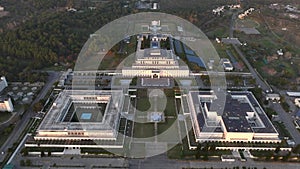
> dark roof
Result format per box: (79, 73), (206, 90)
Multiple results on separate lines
(0, 95), (9, 102)
(296, 109), (300, 117)
(192, 91), (277, 134)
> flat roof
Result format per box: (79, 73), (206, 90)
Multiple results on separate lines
(190, 91), (278, 134)
(38, 90), (123, 131)
(223, 62), (233, 68)
(287, 92), (300, 97)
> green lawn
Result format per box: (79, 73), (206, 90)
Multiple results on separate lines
(136, 98), (151, 112)
(157, 118), (176, 133)
(0, 112), (12, 123)
(273, 121), (292, 139)
(0, 124), (15, 147)
(164, 97), (177, 116)
(133, 122), (155, 138)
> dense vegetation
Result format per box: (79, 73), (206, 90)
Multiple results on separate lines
(0, 0), (131, 81)
(1, 0), (295, 82)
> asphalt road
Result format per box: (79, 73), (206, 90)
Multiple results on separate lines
(129, 153), (300, 169)
(229, 13), (270, 92)
(271, 103), (300, 144)
(228, 12), (300, 144)
(10, 153), (300, 169)
(0, 71), (61, 163)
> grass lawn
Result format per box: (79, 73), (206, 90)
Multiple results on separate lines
(157, 118), (179, 142)
(133, 122), (155, 138)
(273, 121), (292, 139)
(167, 143), (183, 159)
(235, 18), (260, 28)
(206, 27), (228, 39)
(0, 112), (12, 123)
(0, 124), (15, 146)
(135, 98), (151, 112)
(164, 97), (177, 116)
(158, 118), (176, 134)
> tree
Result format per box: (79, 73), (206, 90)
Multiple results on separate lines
(20, 160), (25, 166)
(33, 101), (43, 112)
(274, 146), (280, 154)
(41, 150), (45, 157)
(203, 153), (208, 161)
(25, 159), (32, 166)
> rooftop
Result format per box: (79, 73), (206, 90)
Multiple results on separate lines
(190, 91), (278, 134)
(37, 90), (123, 132)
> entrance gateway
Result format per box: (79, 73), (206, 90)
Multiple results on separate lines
(151, 70), (160, 78)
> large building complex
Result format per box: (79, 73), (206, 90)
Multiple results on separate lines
(26, 90), (125, 148)
(185, 90), (280, 146)
(27, 20), (283, 154)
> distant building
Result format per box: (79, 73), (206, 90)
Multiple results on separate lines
(220, 58), (234, 71)
(66, 7), (77, 12)
(0, 76), (8, 92)
(122, 21), (190, 78)
(0, 96), (14, 112)
(58, 69), (73, 87)
(294, 98), (300, 107)
(266, 93), (280, 101)
(238, 8), (255, 19)
(152, 3), (158, 10)
(221, 155), (236, 162)
(221, 38), (242, 45)
(277, 49), (284, 56)
(287, 92), (300, 97)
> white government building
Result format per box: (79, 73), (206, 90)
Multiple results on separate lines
(26, 90), (125, 148)
(122, 20), (190, 78)
(184, 90), (280, 148)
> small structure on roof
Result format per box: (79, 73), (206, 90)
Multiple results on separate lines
(295, 98), (300, 108)
(220, 58), (234, 71)
(266, 93), (280, 101)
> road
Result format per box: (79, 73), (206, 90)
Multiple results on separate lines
(0, 71), (61, 163)
(129, 154), (300, 169)
(9, 153), (300, 169)
(270, 103), (300, 144)
(228, 12), (300, 144)
(229, 13), (271, 92)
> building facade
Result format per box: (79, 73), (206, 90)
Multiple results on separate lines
(0, 97), (14, 112)
(185, 90), (280, 145)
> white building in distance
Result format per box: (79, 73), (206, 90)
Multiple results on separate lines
(122, 21), (190, 78)
(0, 76), (8, 92)
(0, 96), (14, 112)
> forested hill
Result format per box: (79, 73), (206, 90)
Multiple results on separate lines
(0, 0), (130, 82)
(0, 0), (258, 82)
